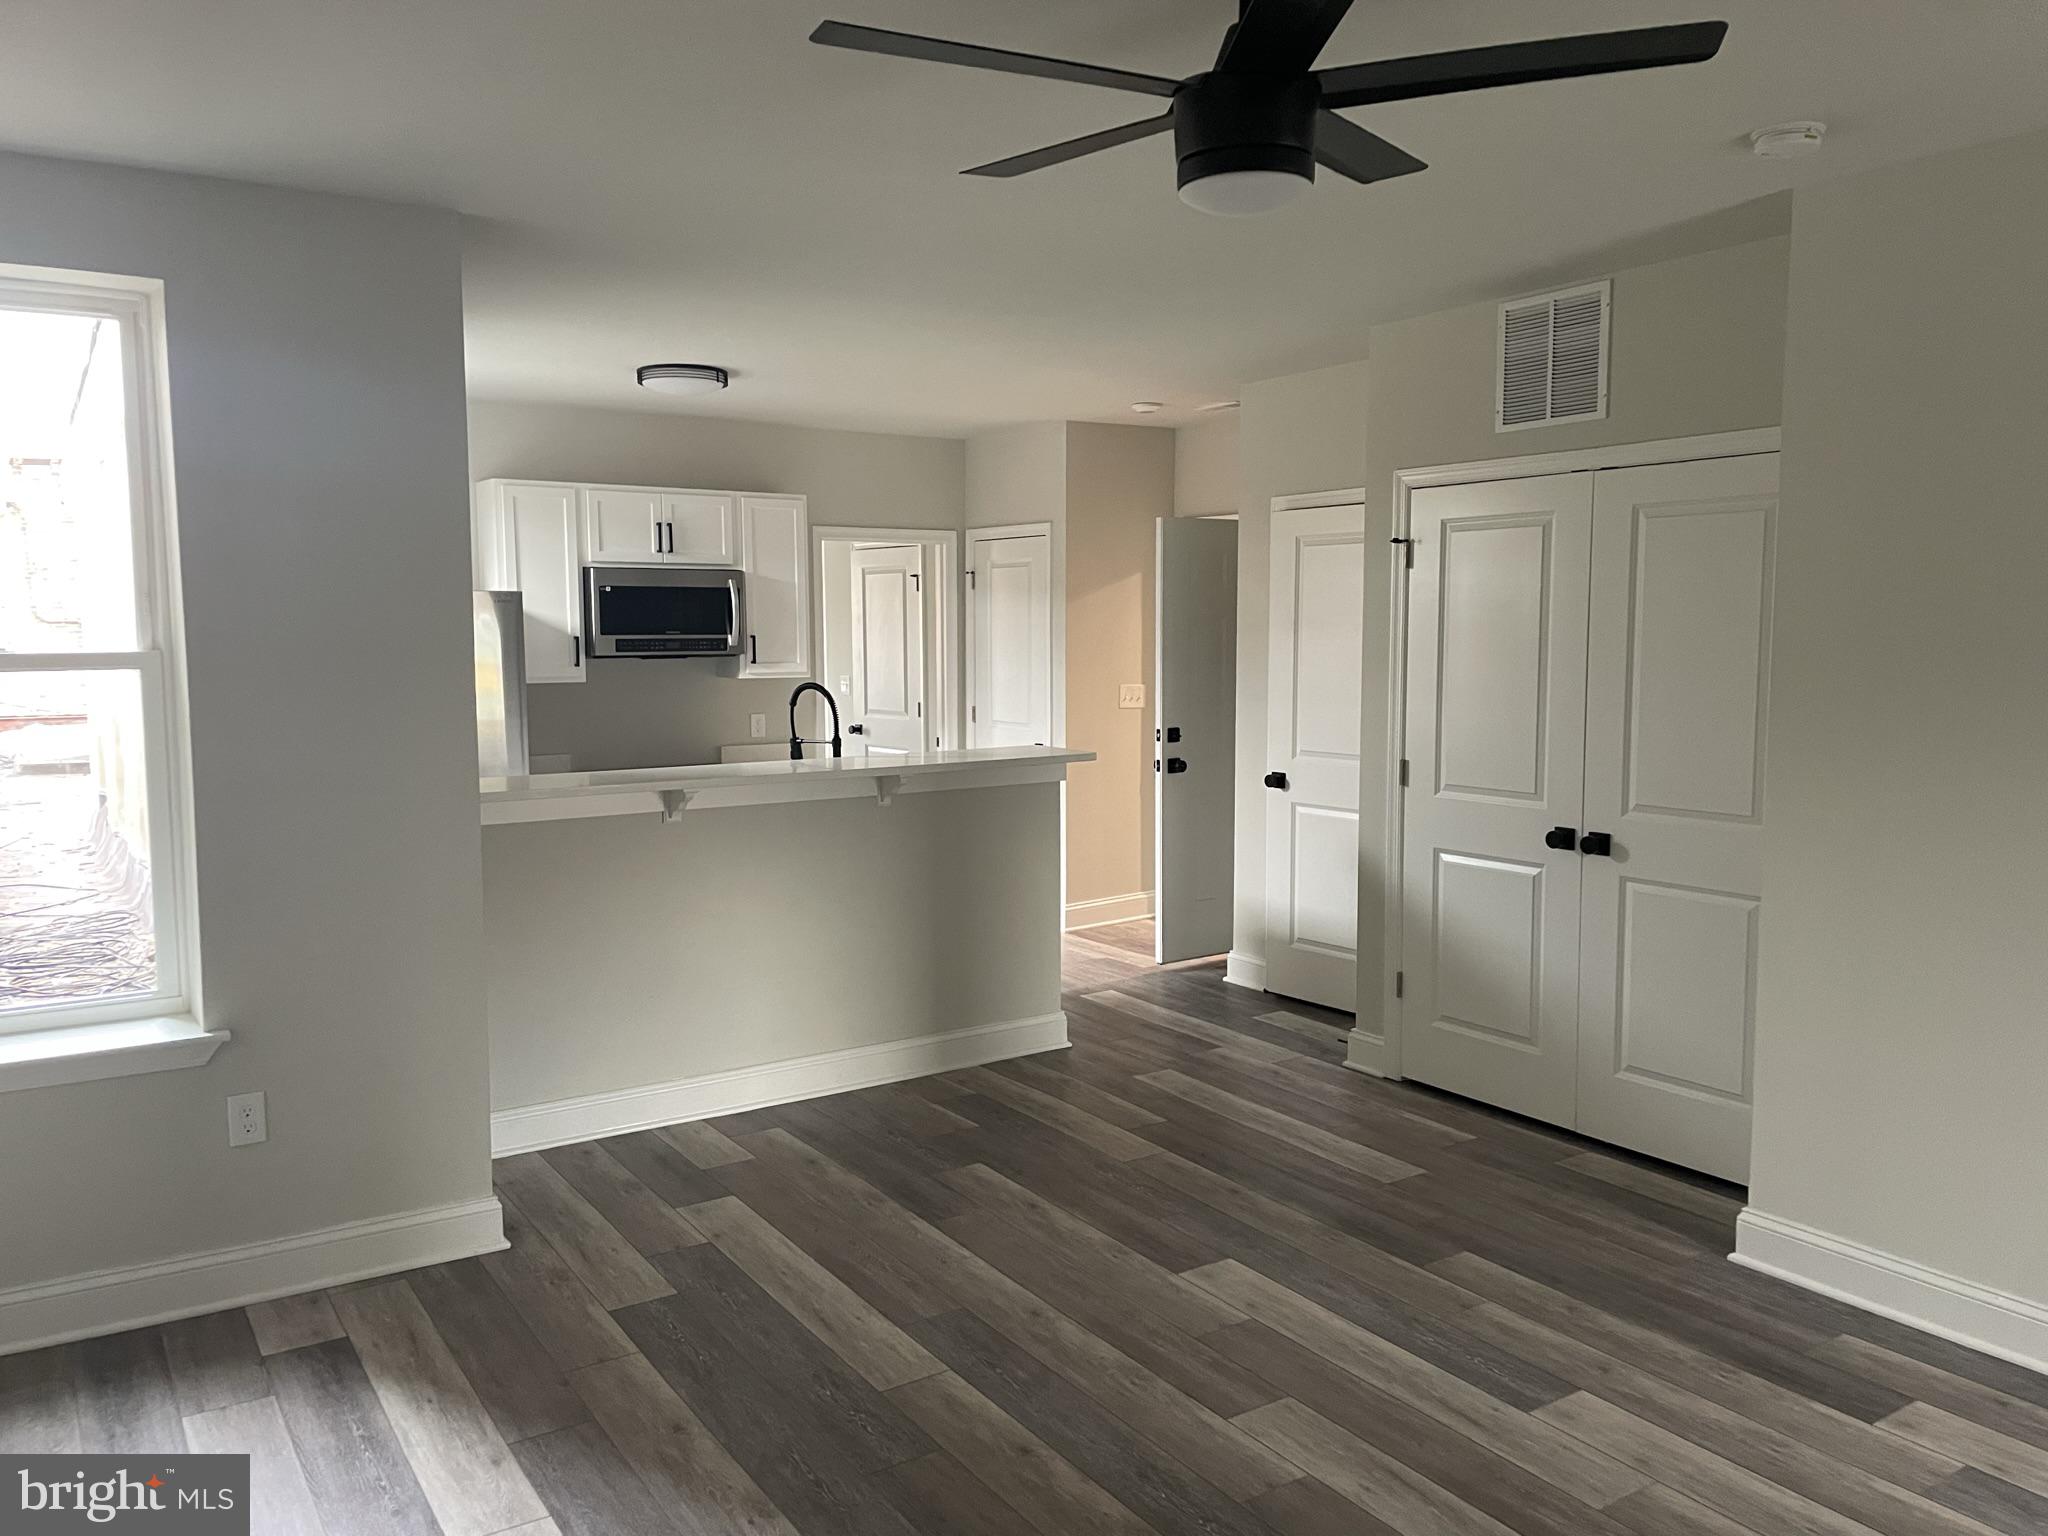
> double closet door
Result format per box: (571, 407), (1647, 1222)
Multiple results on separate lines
(1401, 454), (1777, 1182)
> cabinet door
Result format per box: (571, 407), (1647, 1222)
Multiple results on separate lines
(582, 486), (664, 564)
(502, 483), (584, 684)
(736, 495), (809, 677)
(664, 492), (736, 565)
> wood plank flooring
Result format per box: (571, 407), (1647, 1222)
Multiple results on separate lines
(5, 917), (2043, 1536)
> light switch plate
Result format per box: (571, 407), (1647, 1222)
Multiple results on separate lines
(1118, 683), (1145, 710)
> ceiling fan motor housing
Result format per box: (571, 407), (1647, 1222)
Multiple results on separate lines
(1172, 73), (1319, 190)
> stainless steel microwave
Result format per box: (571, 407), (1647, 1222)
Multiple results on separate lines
(583, 565), (744, 657)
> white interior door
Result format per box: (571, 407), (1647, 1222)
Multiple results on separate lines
(849, 544), (925, 757)
(969, 531), (1052, 748)
(1263, 503), (1365, 1011)
(1575, 455), (1778, 1182)
(1155, 517), (1238, 963)
(1401, 474), (1593, 1125)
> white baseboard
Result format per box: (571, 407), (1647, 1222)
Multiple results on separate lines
(491, 1011), (1071, 1157)
(1343, 1028), (1396, 1080)
(1733, 1208), (2048, 1377)
(1064, 892), (1154, 931)
(1224, 951), (1267, 991)
(0, 1196), (504, 1358)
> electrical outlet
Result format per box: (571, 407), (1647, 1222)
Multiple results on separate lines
(750, 713), (767, 738)
(227, 1091), (267, 1147)
(1118, 683), (1145, 710)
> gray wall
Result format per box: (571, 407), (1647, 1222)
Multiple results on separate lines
(1227, 237), (1790, 1006)
(0, 153), (488, 1290)
(485, 784), (1062, 1111)
(469, 401), (965, 769)
(1747, 130), (2048, 1308)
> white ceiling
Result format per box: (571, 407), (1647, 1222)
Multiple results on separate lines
(7, 1), (2048, 435)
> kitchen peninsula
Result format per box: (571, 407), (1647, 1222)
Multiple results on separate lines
(479, 746), (1090, 1153)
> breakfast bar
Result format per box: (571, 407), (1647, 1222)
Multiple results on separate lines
(479, 747), (1091, 1153)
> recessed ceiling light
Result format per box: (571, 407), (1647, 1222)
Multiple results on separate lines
(1750, 122), (1826, 160)
(638, 363), (729, 396)
(1130, 401), (1165, 415)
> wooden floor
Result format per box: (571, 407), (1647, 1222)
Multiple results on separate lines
(8, 923), (2048, 1536)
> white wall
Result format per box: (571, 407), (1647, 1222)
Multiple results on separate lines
(1227, 238), (1790, 1003)
(1743, 130), (2048, 1332)
(0, 153), (489, 1320)
(1174, 415), (1239, 518)
(469, 400), (965, 769)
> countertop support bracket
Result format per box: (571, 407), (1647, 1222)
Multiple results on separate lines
(660, 789), (698, 822)
(874, 775), (902, 808)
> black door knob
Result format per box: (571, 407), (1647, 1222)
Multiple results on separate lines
(847, 723), (865, 734)
(1264, 771), (1288, 790)
(1580, 831), (1614, 857)
(1545, 826), (1578, 851)
(1166, 758), (1188, 774)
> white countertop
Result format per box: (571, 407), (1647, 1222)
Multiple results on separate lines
(481, 745), (1094, 826)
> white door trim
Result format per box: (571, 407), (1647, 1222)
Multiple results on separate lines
(1366, 427), (1782, 1081)
(812, 525), (961, 751)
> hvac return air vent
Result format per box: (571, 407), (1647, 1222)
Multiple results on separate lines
(1498, 280), (1611, 431)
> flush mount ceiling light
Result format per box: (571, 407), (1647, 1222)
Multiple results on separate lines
(1130, 401), (1166, 414)
(637, 363), (729, 396)
(1750, 122), (1826, 160)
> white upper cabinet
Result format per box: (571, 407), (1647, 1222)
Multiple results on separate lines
(735, 494), (810, 678)
(475, 480), (584, 684)
(581, 486), (665, 564)
(474, 478), (805, 685)
(664, 492), (737, 565)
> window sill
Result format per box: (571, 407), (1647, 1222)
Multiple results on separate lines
(0, 1016), (229, 1094)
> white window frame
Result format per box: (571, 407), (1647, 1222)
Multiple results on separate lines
(0, 266), (202, 1040)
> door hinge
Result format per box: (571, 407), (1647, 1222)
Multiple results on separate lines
(1395, 970), (1405, 999)
(911, 572), (920, 592)
(1399, 758), (1410, 788)
(970, 704), (977, 722)
(1391, 535), (1414, 569)
(966, 568), (976, 589)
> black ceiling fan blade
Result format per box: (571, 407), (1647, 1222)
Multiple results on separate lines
(1314, 111), (1428, 185)
(810, 20), (1177, 98)
(1316, 21), (1728, 109)
(963, 113), (1176, 178)
(1215, 0), (1355, 75)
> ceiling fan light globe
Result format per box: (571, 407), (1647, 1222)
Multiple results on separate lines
(1179, 167), (1311, 216)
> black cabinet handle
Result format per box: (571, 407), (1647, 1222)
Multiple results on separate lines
(750, 634), (758, 665)
(1264, 771), (1288, 790)
(1545, 826), (1578, 851)
(573, 635), (580, 668)
(1166, 758), (1188, 774)
(1580, 831), (1614, 857)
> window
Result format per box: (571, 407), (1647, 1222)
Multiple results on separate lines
(0, 270), (194, 1037)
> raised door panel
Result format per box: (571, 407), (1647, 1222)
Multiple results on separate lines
(582, 487), (664, 565)
(1401, 474), (1591, 1125)
(664, 492), (736, 566)
(501, 483), (583, 684)
(1577, 453), (1778, 1181)
(1263, 504), (1366, 1012)
(970, 534), (1052, 748)
(736, 496), (809, 677)
(849, 544), (924, 755)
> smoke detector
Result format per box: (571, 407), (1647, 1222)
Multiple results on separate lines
(1750, 122), (1826, 160)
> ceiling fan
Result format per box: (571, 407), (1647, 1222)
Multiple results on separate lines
(812, 2), (1728, 215)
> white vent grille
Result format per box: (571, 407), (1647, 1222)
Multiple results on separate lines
(1497, 280), (1610, 431)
